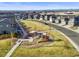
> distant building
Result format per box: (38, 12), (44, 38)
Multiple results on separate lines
(0, 12), (16, 34)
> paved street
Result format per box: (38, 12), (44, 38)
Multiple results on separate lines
(38, 20), (79, 52)
(52, 24), (79, 46)
(15, 19), (28, 38)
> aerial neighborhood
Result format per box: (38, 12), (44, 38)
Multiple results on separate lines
(0, 2), (79, 57)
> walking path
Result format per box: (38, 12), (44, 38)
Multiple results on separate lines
(5, 38), (33, 57)
(5, 19), (30, 57)
(5, 39), (23, 57)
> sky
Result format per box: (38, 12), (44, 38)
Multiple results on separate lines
(0, 2), (79, 10)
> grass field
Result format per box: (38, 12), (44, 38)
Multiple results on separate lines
(0, 38), (16, 57)
(12, 19), (79, 57)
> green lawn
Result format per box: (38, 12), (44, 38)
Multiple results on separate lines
(12, 20), (79, 57)
(0, 39), (16, 57)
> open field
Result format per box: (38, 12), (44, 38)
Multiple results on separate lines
(12, 19), (79, 57)
(0, 38), (16, 57)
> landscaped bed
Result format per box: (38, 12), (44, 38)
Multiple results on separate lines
(12, 19), (79, 57)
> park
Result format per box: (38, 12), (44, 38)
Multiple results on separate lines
(0, 2), (79, 57)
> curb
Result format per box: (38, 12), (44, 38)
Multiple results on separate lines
(37, 20), (79, 52)
(55, 29), (79, 52)
(51, 23), (79, 34)
(50, 23), (79, 52)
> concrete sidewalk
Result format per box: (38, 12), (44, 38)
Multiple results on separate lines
(5, 38), (33, 57)
(53, 19), (79, 33)
(5, 39), (23, 57)
(52, 22), (79, 34)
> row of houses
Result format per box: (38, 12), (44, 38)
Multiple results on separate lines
(0, 10), (79, 35)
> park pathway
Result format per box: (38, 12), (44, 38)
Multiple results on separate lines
(5, 39), (23, 57)
(5, 18), (29, 57)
